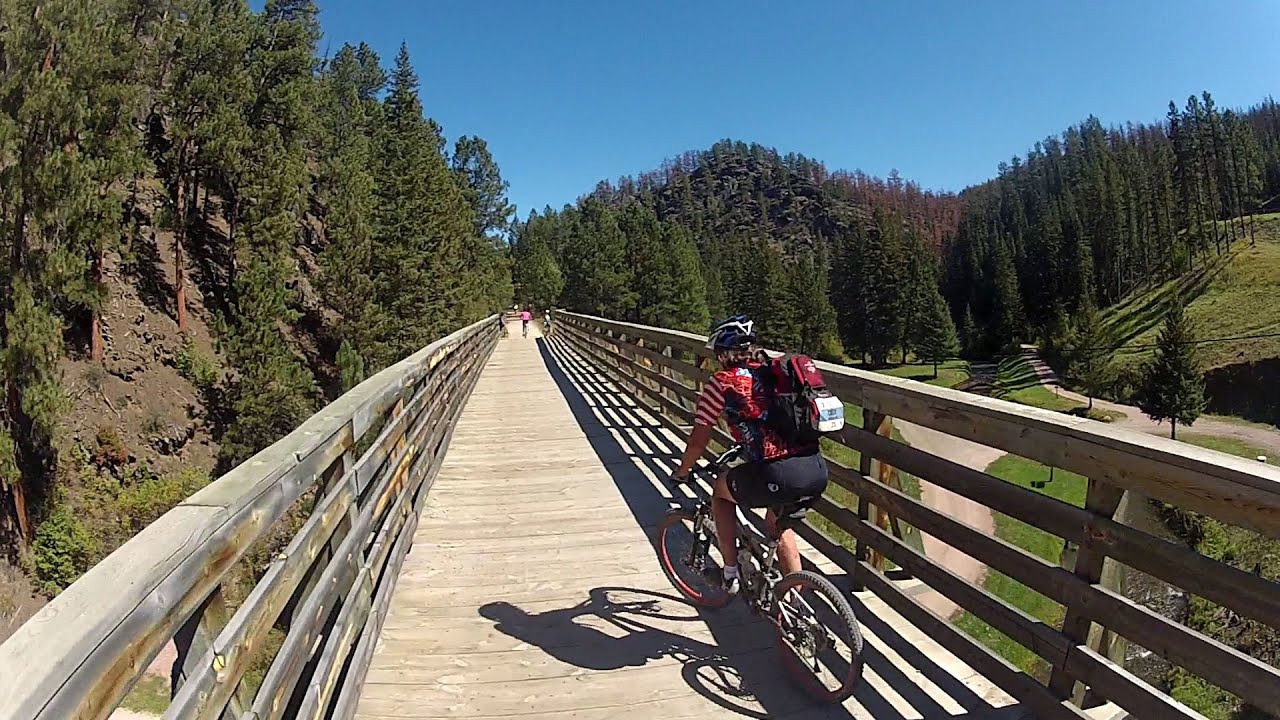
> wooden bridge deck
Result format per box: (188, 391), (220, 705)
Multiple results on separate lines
(354, 323), (1030, 720)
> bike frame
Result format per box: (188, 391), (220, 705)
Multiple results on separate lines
(684, 447), (794, 616)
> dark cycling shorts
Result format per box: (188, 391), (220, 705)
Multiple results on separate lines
(727, 452), (828, 516)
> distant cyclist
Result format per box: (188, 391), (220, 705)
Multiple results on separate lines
(671, 315), (829, 594)
(520, 307), (532, 337)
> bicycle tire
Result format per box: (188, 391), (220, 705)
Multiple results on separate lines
(773, 570), (863, 703)
(656, 508), (732, 609)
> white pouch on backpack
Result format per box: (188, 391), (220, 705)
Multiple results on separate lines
(814, 395), (846, 433)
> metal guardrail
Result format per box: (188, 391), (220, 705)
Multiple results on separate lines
(0, 315), (499, 720)
(554, 309), (1280, 720)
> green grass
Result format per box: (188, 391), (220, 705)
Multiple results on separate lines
(121, 674), (169, 714)
(993, 356), (1084, 412)
(954, 453), (1088, 678)
(1102, 213), (1280, 374)
(1180, 433), (1277, 464)
(809, 403), (926, 560)
(990, 355), (1125, 422)
(875, 359), (972, 389)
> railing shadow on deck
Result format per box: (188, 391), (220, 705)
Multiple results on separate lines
(468, 334), (1020, 720)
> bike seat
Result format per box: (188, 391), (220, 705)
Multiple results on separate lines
(771, 500), (814, 532)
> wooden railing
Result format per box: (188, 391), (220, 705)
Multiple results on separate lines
(553, 310), (1280, 720)
(0, 316), (498, 720)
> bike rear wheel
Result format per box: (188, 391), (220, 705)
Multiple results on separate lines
(656, 508), (732, 609)
(773, 570), (863, 703)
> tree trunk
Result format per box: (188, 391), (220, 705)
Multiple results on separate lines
(1088, 395), (1094, 411)
(932, 361), (939, 379)
(90, 249), (104, 361)
(175, 145), (189, 332)
(1170, 419), (1178, 440)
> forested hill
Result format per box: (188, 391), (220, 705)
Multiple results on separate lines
(944, 95), (1280, 351)
(516, 96), (1280, 368)
(513, 141), (962, 364)
(590, 141), (963, 251)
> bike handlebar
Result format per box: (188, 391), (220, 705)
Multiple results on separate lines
(671, 445), (742, 487)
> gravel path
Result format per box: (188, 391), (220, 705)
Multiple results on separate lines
(1019, 345), (1280, 456)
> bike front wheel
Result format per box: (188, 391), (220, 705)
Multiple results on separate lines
(656, 509), (732, 609)
(773, 570), (863, 703)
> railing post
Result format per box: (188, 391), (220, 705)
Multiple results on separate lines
(852, 410), (883, 588)
(1048, 477), (1126, 704)
(171, 587), (249, 719)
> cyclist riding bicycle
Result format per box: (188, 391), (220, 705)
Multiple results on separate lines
(672, 315), (829, 594)
(520, 308), (532, 337)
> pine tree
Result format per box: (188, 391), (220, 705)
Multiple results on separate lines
(218, 0), (321, 465)
(619, 203), (671, 324)
(512, 212), (565, 310)
(559, 198), (634, 317)
(336, 339), (366, 393)
(783, 245), (840, 359)
(1137, 302), (1206, 439)
(317, 43), (384, 371)
(661, 222), (710, 332)
(370, 44), (476, 364)
(1065, 300), (1114, 409)
(989, 241), (1024, 351)
(898, 229), (934, 363)
(452, 135), (515, 239)
(0, 0), (142, 541)
(758, 242), (798, 349)
(916, 290), (960, 377)
(160, 0), (255, 329)
(699, 245), (728, 322)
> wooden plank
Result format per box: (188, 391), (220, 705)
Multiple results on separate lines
(845, 471), (1280, 716)
(818, 496), (1073, 667)
(855, 565), (1089, 720)
(844, 423), (1280, 631)
(1063, 645), (1206, 720)
(1050, 479), (1126, 700)
(569, 311), (1280, 539)
(244, 330), (491, 720)
(832, 371), (1280, 539)
(558, 331), (735, 452)
(559, 311), (712, 360)
(165, 345), (486, 719)
(327, 337), (491, 720)
(557, 323), (699, 401)
(170, 587), (246, 720)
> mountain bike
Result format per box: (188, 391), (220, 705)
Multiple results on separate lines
(657, 446), (863, 703)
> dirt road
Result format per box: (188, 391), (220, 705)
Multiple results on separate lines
(895, 420), (1003, 619)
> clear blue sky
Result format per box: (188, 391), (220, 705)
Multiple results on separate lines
(305, 0), (1280, 217)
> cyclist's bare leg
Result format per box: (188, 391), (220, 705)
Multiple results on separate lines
(712, 472), (738, 568)
(765, 509), (802, 576)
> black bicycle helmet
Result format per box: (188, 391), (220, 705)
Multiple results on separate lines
(706, 315), (757, 351)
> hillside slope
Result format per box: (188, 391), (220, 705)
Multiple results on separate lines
(1101, 214), (1280, 423)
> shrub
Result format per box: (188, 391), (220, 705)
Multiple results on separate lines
(176, 338), (220, 393)
(32, 507), (99, 595)
(93, 425), (129, 468)
(115, 467), (209, 536)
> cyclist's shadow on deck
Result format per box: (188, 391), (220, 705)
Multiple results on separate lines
(471, 336), (1016, 719)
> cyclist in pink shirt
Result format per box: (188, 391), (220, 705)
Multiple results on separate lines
(520, 308), (532, 337)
